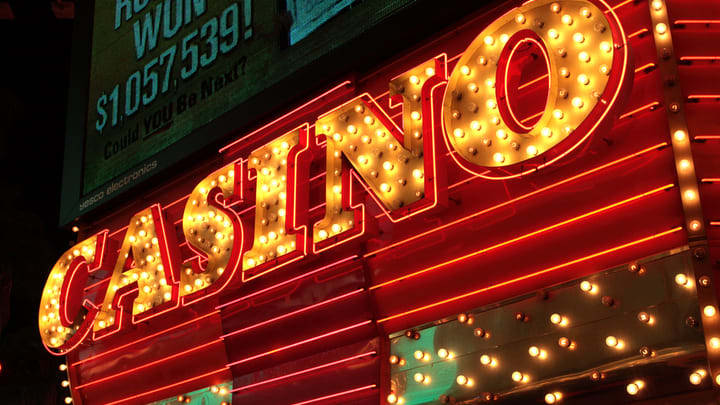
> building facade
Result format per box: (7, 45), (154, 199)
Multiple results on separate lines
(41, 0), (720, 403)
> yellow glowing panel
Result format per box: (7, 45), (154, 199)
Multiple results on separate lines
(443, 0), (615, 167)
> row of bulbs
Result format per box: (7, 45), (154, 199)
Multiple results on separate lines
(389, 265), (714, 403)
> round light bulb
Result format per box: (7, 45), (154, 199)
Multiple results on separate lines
(704, 305), (717, 317)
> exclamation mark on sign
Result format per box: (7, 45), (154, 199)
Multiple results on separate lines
(243, 0), (252, 39)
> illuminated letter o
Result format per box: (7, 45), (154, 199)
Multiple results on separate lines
(443, 0), (631, 179)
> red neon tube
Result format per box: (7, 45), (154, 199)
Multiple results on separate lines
(628, 28), (649, 38)
(231, 351), (377, 393)
(370, 184), (673, 290)
(674, 20), (720, 25)
(290, 384), (377, 405)
(378, 226), (683, 323)
(75, 339), (223, 389)
(680, 56), (720, 62)
(221, 289), (365, 339)
(688, 94), (720, 101)
(634, 62), (656, 73)
(226, 320), (373, 368)
(364, 143), (668, 258)
(216, 255), (359, 310)
(104, 367), (229, 405)
(71, 311), (220, 367)
(618, 101), (660, 120)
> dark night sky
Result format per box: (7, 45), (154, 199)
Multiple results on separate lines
(0, 1), (76, 403)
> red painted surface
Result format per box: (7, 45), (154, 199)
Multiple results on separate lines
(60, 0), (720, 403)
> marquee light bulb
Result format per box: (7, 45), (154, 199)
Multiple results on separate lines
(414, 373), (424, 383)
(573, 32), (584, 43)
(527, 145), (538, 156)
(562, 14), (573, 25)
(493, 153), (505, 163)
(704, 305), (717, 317)
(675, 273), (690, 287)
(545, 392), (562, 404)
(460, 65), (470, 75)
(690, 220), (702, 231)
(387, 393), (398, 404)
(580, 7), (591, 17)
(579, 51), (590, 62)
(652, 0), (663, 10)
(61, 380), (69, 387)
(551, 2), (561, 13)
(690, 370), (706, 385)
(549, 29), (559, 39)
(577, 74), (590, 85)
(673, 130), (687, 141)
(516, 13), (526, 24)
(484, 35), (495, 45)
(541, 127), (552, 137)
(425, 67), (435, 76)
(456, 375), (468, 385)
(684, 190), (696, 200)
(656, 23), (668, 35)
(710, 337), (720, 349)
(438, 348), (449, 359)
(59, 364), (67, 371)
(409, 75), (419, 85)
(64, 398), (72, 404)
(572, 97), (584, 109)
(454, 128), (465, 138)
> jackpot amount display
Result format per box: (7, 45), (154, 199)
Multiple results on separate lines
(84, 0), (249, 194)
